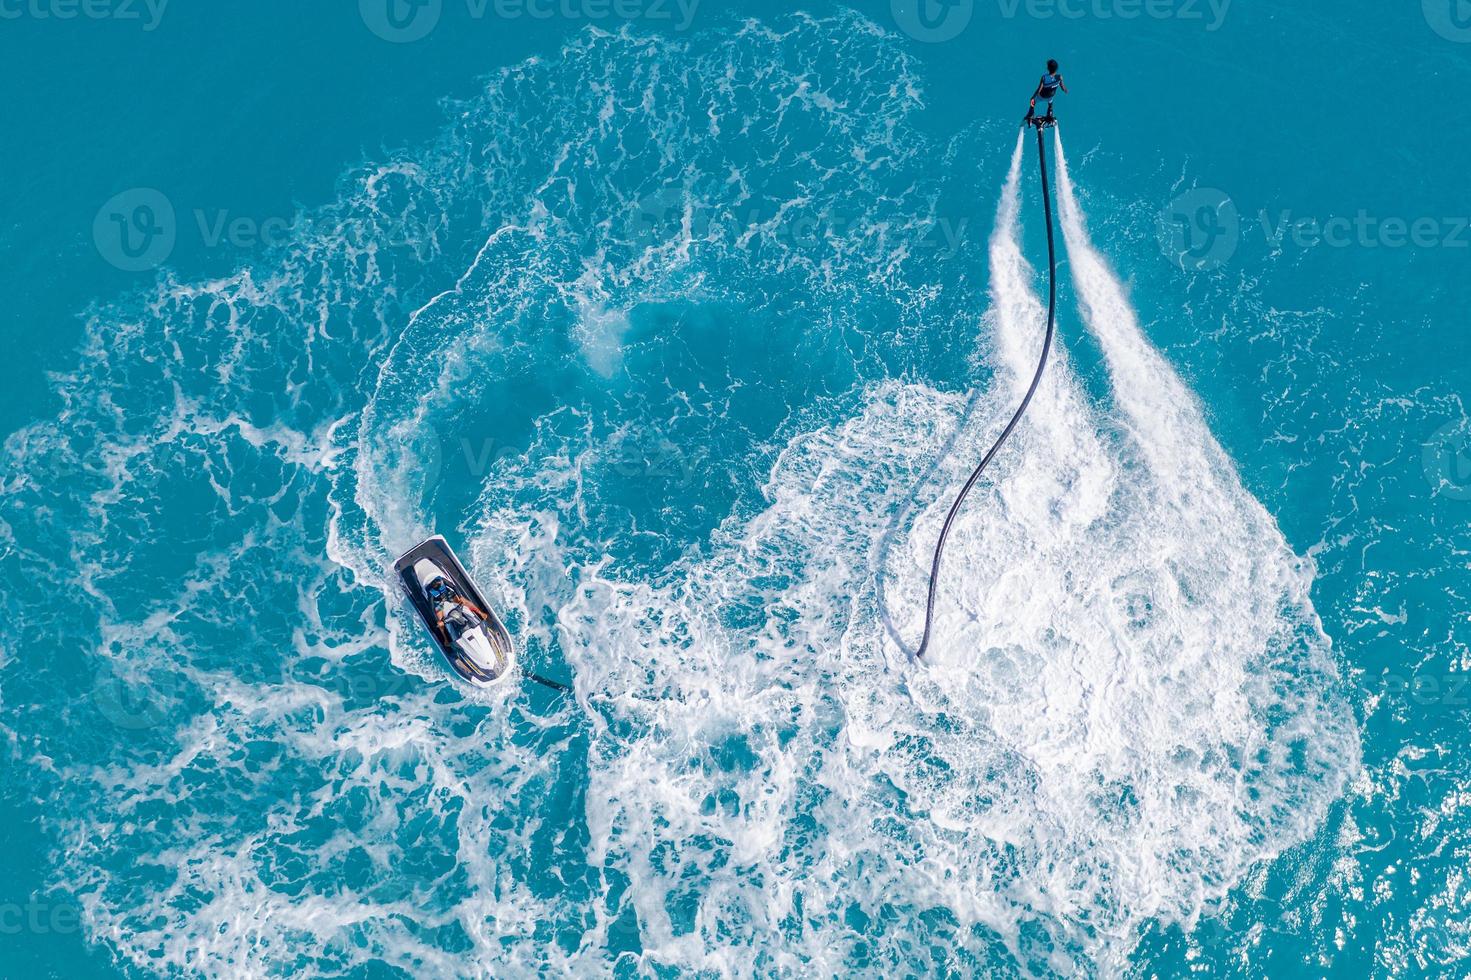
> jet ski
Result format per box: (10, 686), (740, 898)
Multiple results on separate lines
(394, 536), (516, 687)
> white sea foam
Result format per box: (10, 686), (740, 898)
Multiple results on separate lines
(474, 129), (1361, 974)
(4, 17), (1360, 979)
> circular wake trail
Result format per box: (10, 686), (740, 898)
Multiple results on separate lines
(562, 131), (1362, 974)
(0, 17), (1363, 977)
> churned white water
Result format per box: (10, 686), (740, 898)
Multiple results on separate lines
(5, 19), (1358, 977)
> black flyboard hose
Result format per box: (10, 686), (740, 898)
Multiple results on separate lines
(915, 123), (1058, 659)
(529, 672), (572, 693)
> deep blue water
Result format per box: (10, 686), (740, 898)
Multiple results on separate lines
(2, 1), (1470, 976)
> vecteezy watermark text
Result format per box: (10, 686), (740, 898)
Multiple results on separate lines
(0, 0), (168, 30)
(359, 0), (699, 43)
(1379, 670), (1471, 707)
(0, 899), (82, 935)
(1261, 211), (1471, 251)
(1160, 187), (1471, 271)
(93, 191), (296, 272)
(997, 0), (1229, 30)
(95, 181), (970, 273)
(92, 187), (438, 272)
(891, 0), (1227, 42)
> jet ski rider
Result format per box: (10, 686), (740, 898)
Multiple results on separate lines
(1026, 59), (1068, 123)
(427, 577), (487, 640)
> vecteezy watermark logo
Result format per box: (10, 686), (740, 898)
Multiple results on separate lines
(93, 188), (176, 273)
(359, 0), (441, 42)
(1158, 187), (1239, 271)
(1424, 418), (1471, 501)
(1424, 0), (1471, 42)
(891, 0), (973, 42)
(370, 422), (445, 496)
(628, 185), (693, 250)
(0, 0), (169, 30)
(90, 671), (171, 731)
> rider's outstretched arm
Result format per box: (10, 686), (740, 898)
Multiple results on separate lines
(455, 596), (488, 619)
(1059, 75), (1068, 94)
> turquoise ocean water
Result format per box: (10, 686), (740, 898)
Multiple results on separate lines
(2, 1), (1469, 976)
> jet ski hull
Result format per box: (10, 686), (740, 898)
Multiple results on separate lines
(393, 536), (516, 687)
